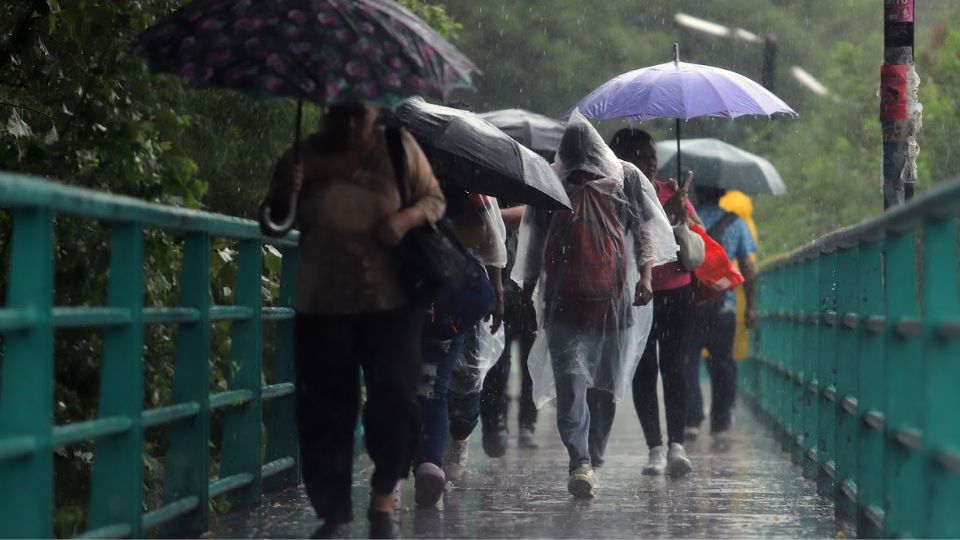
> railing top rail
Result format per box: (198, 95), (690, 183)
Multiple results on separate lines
(0, 172), (298, 246)
(761, 175), (960, 273)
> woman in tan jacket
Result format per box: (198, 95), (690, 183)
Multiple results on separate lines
(264, 102), (445, 539)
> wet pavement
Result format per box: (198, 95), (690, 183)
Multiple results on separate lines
(211, 390), (849, 538)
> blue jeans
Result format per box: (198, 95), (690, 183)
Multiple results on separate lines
(415, 335), (465, 467)
(686, 298), (737, 432)
(547, 324), (618, 471)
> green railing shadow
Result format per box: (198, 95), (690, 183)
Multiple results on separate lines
(743, 176), (960, 538)
(0, 173), (301, 538)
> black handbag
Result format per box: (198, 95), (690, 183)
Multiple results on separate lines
(385, 126), (472, 303)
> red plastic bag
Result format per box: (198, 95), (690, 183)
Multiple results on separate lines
(689, 223), (744, 305)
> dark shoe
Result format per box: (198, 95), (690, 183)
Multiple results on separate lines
(518, 427), (539, 449)
(368, 510), (399, 539)
(482, 424), (508, 457)
(311, 520), (351, 539)
(711, 416), (735, 435)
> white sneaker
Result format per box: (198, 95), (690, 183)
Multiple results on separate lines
(667, 443), (693, 477)
(642, 445), (667, 475)
(443, 436), (470, 483)
(567, 464), (599, 499)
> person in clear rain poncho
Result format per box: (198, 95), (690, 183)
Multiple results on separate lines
(413, 187), (507, 508)
(512, 111), (678, 499)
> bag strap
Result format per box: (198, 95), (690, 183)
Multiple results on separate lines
(385, 126), (408, 207)
(707, 211), (738, 242)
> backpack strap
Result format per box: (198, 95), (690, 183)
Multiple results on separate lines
(384, 126), (407, 207)
(707, 211), (738, 242)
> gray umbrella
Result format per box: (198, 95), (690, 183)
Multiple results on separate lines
(396, 97), (570, 209)
(478, 109), (565, 156)
(655, 138), (787, 195)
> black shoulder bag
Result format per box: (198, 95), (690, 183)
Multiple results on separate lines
(384, 127), (473, 304)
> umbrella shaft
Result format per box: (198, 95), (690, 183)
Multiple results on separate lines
(676, 118), (682, 184)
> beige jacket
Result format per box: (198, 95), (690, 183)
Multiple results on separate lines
(268, 128), (445, 314)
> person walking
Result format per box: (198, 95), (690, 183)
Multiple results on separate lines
(513, 112), (677, 499)
(479, 201), (540, 456)
(686, 185), (758, 436)
(610, 129), (704, 478)
(413, 189), (506, 506)
(262, 103), (445, 539)
(719, 191), (760, 365)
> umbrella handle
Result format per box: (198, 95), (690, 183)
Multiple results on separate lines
(259, 192), (298, 236)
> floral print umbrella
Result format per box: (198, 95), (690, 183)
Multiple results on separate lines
(133, 0), (481, 106)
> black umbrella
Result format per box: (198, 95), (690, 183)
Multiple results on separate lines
(478, 109), (565, 156)
(395, 98), (570, 210)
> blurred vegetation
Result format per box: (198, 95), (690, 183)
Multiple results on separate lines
(439, 0), (960, 254)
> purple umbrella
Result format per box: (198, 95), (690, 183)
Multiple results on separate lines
(575, 44), (796, 183)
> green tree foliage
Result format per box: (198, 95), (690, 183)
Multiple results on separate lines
(439, 0), (960, 253)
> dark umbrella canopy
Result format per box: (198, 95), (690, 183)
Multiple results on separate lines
(133, 0), (481, 106)
(396, 98), (570, 210)
(655, 138), (787, 195)
(478, 109), (565, 155)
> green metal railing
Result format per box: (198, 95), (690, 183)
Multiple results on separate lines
(0, 173), (301, 538)
(741, 177), (960, 538)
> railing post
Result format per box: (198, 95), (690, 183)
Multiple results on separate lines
(781, 262), (799, 451)
(816, 250), (838, 496)
(755, 270), (771, 419)
(883, 230), (924, 538)
(802, 257), (821, 479)
(162, 232), (212, 535)
(834, 244), (860, 517)
(264, 245), (300, 491)
(220, 240), (264, 505)
(920, 216), (960, 537)
(88, 222), (145, 537)
(0, 208), (54, 538)
(791, 261), (806, 464)
(856, 239), (886, 537)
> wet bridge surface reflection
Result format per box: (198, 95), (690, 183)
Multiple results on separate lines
(212, 394), (848, 539)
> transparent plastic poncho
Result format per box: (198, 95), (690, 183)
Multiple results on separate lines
(512, 110), (677, 408)
(449, 192), (508, 395)
(469, 194), (508, 268)
(450, 321), (506, 396)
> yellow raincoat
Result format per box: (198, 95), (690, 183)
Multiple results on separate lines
(719, 191), (758, 360)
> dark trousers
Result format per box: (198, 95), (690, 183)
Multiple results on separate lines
(294, 308), (423, 524)
(633, 284), (695, 448)
(415, 335), (465, 467)
(480, 314), (538, 433)
(686, 298), (737, 431)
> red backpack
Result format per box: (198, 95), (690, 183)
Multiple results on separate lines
(542, 184), (628, 333)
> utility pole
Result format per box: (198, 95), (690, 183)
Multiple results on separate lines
(881, 0), (919, 208)
(761, 34), (778, 92)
